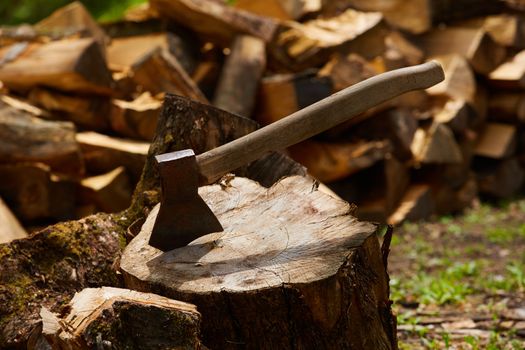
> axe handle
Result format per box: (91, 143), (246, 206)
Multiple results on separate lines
(197, 61), (444, 185)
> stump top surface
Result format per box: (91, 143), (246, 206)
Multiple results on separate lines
(121, 176), (375, 293)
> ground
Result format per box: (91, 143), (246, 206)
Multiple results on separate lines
(387, 199), (525, 349)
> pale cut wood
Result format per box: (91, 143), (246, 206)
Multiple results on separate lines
(0, 196), (27, 244)
(150, 0), (278, 46)
(388, 184), (434, 225)
(384, 31), (425, 69)
(213, 35), (266, 117)
(270, 9), (387, 71)
(28, 88), (111, 131)
(35, 1), (108, 51)
(198, 62), (444, 184)
(489, 50), (525, 88)
(318, 53), (378, 92)
(131, 47), (208, 103)
(426, 55), (477, 103)
(416, 27), (506, 75)
(0, 94), (51, 119)
(433, 99), (473, 134)
(411, 123), (463, 164)
(233, 0), (306, 20)
(483, 14), (525, 48)
(110, 93), (162, 141)
(0, 103), (83, 176)
(288, 140), (390, 183)
(0, 163), (76, 221)
(0, 38), (113, 95)
(488, 92), (525, 123)
(76, 131), (149, 183)
(42, 287), (202, 349)
(121, 175), (396, 349)
(474, 123), (517, 159)
(80, 167), (132, 213)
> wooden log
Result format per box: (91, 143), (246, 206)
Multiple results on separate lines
(475, 123), (517, 159)
(130, 47), (208, 103)
(318, 53), (378, 92)
(0, 103), (84, 176)
(34, 1), (108, 51)
(269, 9), (388, 71)
(489, 50), (525, 89)
(109, 92), (162, 141)
(121, 175), (396, 349)
(416, 27), (506, 75)
(0, 94), (51, 119)
(0, 196), (27, 244)
(213, 35), (266, 117)
(0, 38), (113, 95)
(150, 0), (278, 46)
(76, 131), (149, 184)
(42, 287), (203, 349)
(255, 71), (332, 125)
(426, 55), (477, 104)
(348, 0), (504, 34)
(483, 14), (525, 48)
(431, 175), (478, 214)
(384, 31), (424, 70)
(411, 123), (464, 165)
(288, 139), (391, 183)
(0, 163), (76, 222)
(79, 167), (132, 214)
(488, 92), (525, 124)
(475, 157), (524, 198)
(233, 0), (321, 20)
(433, 99), (474, 135)
(388, 184), (434, 225)
(28, 88), (111, 131)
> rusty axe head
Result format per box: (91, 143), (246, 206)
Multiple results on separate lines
(148, 149), (223, 251)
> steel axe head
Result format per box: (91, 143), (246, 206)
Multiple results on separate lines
(148, 149), (223, 251)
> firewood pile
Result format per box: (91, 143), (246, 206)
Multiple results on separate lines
(1, 0), (525, 241)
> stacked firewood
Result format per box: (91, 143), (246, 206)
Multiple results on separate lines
(1, 0), (524, 241)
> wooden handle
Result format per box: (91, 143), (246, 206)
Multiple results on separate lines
(197, 61), (445, 184)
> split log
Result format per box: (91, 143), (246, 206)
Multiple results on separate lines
(79, 167), (132, 213)
(42, 287), (203, 349)
(384, 31), (425, 70)
(0, 163), (76, 222)
(233, 0), (320, 20)
(483, 14), (525, 48)
(388, 184), (434, 225)
(488, 50), (525, 89)
(415, 27), (506, 75)
(150, 0), (278, 46)
(426, 55), (476, 104)
(269, 9), (388, 71)
(255, 71), (332, 125)
(121, 175), (396, 349)
(474, 123), (517, 159)
(0, 196), (27, 244)
(0, 94), (51, 119)
(411, 123), (464, 165)
(130, 47), (208, 103)
(348, 0), (504, 34)
(475, 158), (524, 198)
(431, 175), (478, 214)
(0, 103), (83, 176)
(28, 88), (111, 131)
(213, 35), (266, 117)
(0, 38), (113, 95)
(433, 99), (474, 135)
(76, 131), (149, 183)
(110, 92), (162, 141)
(288, 140), (391, 183)
(488, 92), (525, 124)
(318, 53), (378, 92)
(34, 1), (108, 51)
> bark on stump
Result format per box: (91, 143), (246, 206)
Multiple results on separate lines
(121, 175), (397, 349)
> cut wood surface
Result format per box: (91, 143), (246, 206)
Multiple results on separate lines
(388, 184), (434, 225)
(0, 196), (27, 244)
(110, 92), (162, 141)
(411, 123), (464, 164)
(475, 123), (517, 159)
(483, 14), (525, 48)
(76, 131), (149, 183)
(121, 175), (396, 349)
(0, 38), (113, 95)
(489, 50), (525, 89)
(42, 287), (203, 349)
(270, 9), (387, 71)
(233, 0), (321, 20)
(318, 53), (378, 92)
(488, 92), (525, 124)
(213, 35), (266, 117)
(433, 99), (473, 134)
(426, 55), (476, 103)
(79, 166), (132, 213)
(150, 0), (278, 46)
(0, 103), (83, 176)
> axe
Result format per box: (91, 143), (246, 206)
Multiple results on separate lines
(149, 61), (445, 251)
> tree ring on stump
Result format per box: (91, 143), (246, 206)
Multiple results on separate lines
(121, 175), (395, 349)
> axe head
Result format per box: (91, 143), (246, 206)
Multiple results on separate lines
(148, 149), (223, 251)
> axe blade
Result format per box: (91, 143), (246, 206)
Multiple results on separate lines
(148, 149), (223, 251)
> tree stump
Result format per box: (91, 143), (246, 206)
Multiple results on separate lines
(121, 176), (396, 349)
